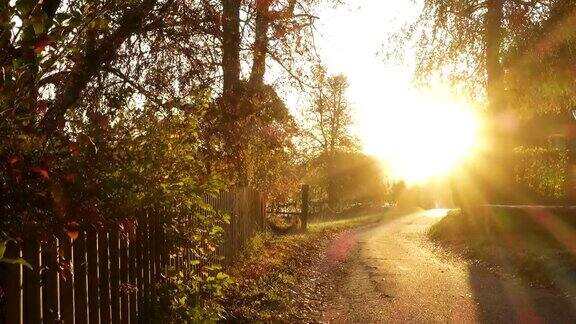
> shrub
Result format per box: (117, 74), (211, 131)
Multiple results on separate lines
(513, 146), (567, 201)
(1, 100), (233, 320)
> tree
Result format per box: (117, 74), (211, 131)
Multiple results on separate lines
(201, 83), (301, 201)
(505, 0), (576, 116)
(217, 0), (321, 185)
(331, 152), (389, 206)
(222, 0), (242, 111)
(302, 66), (359, 209)
(394, 0), (551, 93)
(504, 1), (576, 202)
(392, 0), (554, 139)
(393, 0), (556, 203)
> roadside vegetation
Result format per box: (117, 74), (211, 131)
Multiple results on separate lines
(430, 209), (576, 291)
(220, 213), (383, 322)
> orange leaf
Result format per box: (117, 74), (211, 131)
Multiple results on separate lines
(31, 167), (49, 179)
(65, 221), (80, 241)
(33, 39), (51, 53)
(66, 230), (79, 241)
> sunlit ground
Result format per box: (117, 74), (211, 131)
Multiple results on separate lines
(360, 89), (483, 184)
(425, 208), (450, 218)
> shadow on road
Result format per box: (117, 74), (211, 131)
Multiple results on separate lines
(468, 262), (576, 322)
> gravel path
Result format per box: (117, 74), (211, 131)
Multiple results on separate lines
(317, 210), (576, 323)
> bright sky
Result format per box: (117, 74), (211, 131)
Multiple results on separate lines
(308, 0), (482, 184)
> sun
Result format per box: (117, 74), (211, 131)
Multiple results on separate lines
(359, 89), (482, 184)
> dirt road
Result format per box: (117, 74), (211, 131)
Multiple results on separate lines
(320, 210), (576, 323)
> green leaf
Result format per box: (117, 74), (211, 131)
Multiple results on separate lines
(31, 12), (48, 35)
(1, 257), (32, 270)
(0, 240), (6, 259)
(32, 21), (45, 35)
(215, 272), (229, 280)
(15, 0), (34, 14)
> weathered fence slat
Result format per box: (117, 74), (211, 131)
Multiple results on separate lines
(120, 231), (129, 323)
(109, 228), (121, 324)
(86, 229), (100, 324)
(73, 231), (89, 323)
(98, 230), (112, 323)
(59, 236), (74, 324)
(142, 213), (151, 322)
(128, 224), (137, 323)
(135, 218), (143, 321)
(41, 238), (59, 323)
(4, 241), (22, 324)
(23, 239), (41, 324)
(149, 213), (156, 307)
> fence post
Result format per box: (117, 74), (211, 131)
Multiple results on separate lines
(301, 184), (309, 232)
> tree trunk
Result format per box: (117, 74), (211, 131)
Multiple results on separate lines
(485, 0), (514, 203)
(248, 0), (271, 90)
(222, 0), (241, 112)
(327, 170), (337, 211)
(222, 0), (247, 184)
(326, 149), (338, 211)
(41, 0), (158, 136)
(248, 0), (297, 90)
(486, 0), (504, 114)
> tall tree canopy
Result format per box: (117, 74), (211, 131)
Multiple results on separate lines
(396, 0), (552, 96)
(0, 0), (328, 220)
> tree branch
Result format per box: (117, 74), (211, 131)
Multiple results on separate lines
(105, 67), (165, 108)
(40, 0), (159, 136)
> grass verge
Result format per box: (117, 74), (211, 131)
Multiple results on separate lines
(429, 208), (576, 290)
(218, 213), (383, 322)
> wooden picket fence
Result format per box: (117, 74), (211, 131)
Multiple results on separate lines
(0, 187), (265, 324)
